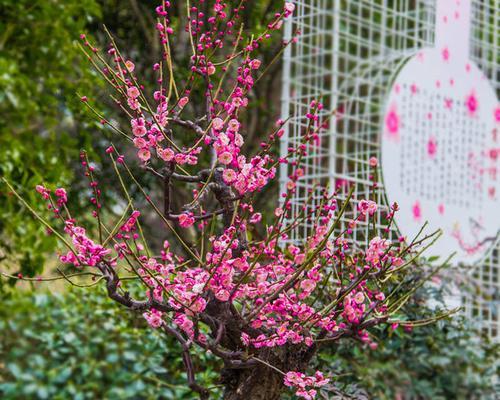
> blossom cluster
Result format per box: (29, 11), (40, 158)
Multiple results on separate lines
(284, 371), (329, 400)
(35, 157), (395, 400)
(78, 0), (284, 201)
(60, 221), (111, 267)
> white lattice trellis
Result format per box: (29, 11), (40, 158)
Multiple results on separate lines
(280, 0), (499, 340)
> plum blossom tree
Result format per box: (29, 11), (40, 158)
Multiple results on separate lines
(1, 1), (454, 399)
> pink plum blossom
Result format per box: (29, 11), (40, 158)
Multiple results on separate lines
(131, 117), (147, 137)
(218, 151), (233, 165)
(284, 2), (295, 16)
(143, 309), (164, 328)
(284, 371), (329, 400)
(138, 148), (151, 162)
(222, 169), (237, 184)
(125, 60), (135, 72)
(178, 96), (189, 108)
(127, 86), (140, 99)
(212, 117), (224, 130)
(358, 199), (377, 216)
(179, 213), (195, 228)
(249, 59), (261, 70)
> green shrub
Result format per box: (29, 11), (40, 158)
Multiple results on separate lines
(0, 287), (497, 399)
(0, 289), (219, 399)
(319, 293), (499, 400)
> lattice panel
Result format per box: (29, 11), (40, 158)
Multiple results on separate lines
(280, 0), (499, 341)
(463, 248), (499, 339)
(463, 0), (499, 342)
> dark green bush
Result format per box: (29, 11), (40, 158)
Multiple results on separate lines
(0, 288), (219, 400)
(0, 286), (498, 399)
(321, 299), (499, 399)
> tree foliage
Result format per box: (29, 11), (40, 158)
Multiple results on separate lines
(0, 0), (284, 276)
(0, 0), (102, 274)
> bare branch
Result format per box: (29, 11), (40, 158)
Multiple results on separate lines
(163, 325), (210, 400)
(97, 262), (172, 313)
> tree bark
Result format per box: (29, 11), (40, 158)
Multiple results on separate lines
(221, 344), (317, 400)
(222, 366), (284, 400)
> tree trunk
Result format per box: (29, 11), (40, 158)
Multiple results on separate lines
(222, 366), (284, 400)
(221, 344), (317, 400)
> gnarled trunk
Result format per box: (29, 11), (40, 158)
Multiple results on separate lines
(222, 366), (284, 400)
(221, 345), (316, 400)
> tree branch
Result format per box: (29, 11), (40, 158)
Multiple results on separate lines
(163, 325), (210, 400)
(97, 262), (172, 313)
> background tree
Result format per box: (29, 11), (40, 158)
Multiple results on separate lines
(0, 0), (102, 275)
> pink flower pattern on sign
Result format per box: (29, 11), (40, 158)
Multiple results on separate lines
(466, 91), (478, 116)
(412, 201), (421, 222)
(441, 46), (450, 61)
(385, 105), (400, 139)
(427, 137), (437, 157)
(438, 203), (445, 215)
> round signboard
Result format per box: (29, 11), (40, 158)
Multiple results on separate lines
(381, 0), (499, 264)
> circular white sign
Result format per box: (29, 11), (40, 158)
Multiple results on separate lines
(381, 1), (499, 265)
